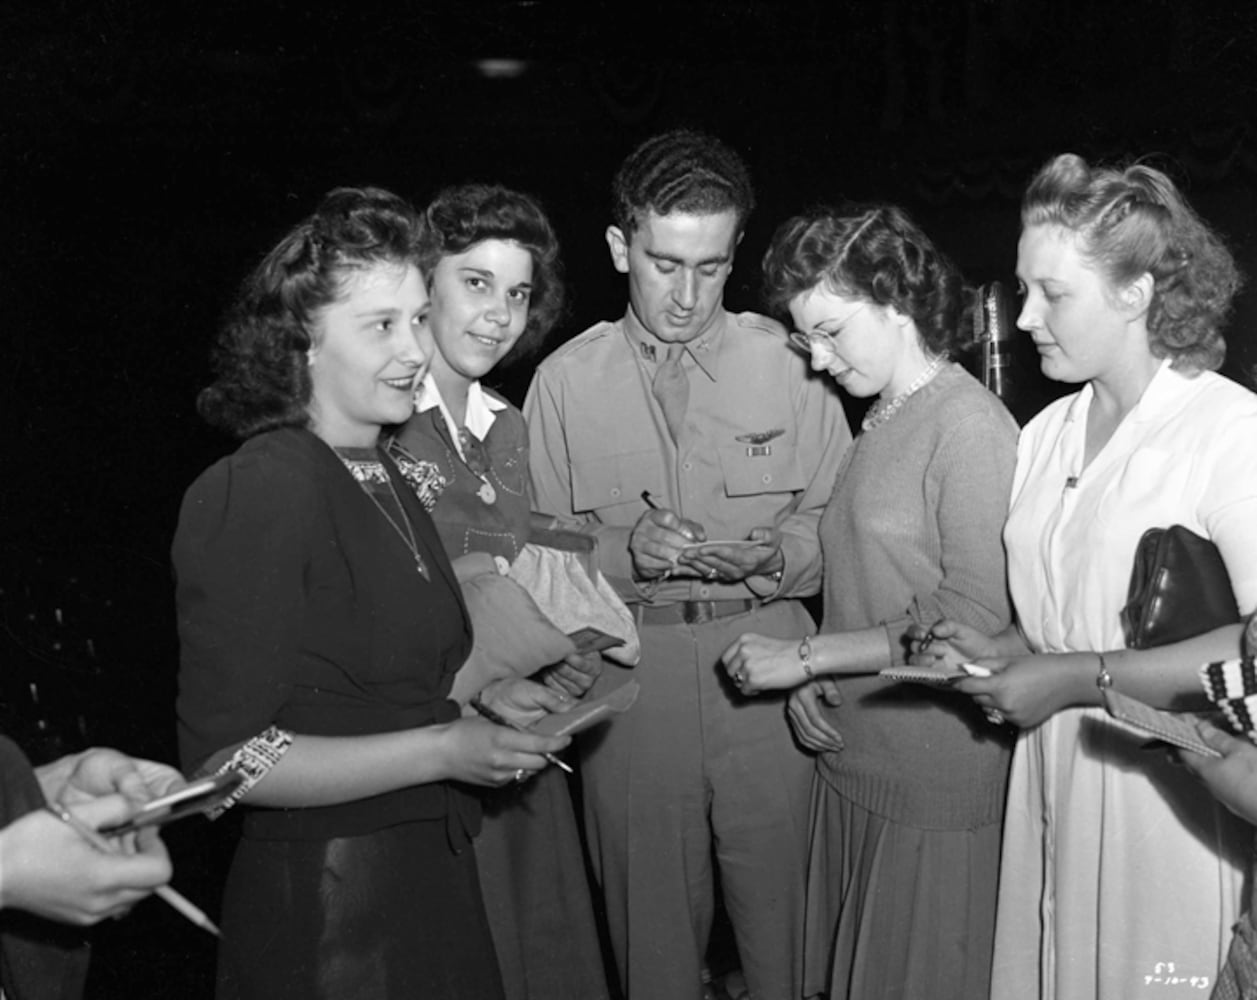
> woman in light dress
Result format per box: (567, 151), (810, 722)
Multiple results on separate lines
(920, 153), (1257, 999)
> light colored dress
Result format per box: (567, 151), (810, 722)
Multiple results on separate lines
(995, 361), (1257, 999)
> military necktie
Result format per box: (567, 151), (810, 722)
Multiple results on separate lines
(651, 345), (689, 442)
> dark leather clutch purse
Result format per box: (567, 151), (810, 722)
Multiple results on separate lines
(1120, 525), (1240, 649)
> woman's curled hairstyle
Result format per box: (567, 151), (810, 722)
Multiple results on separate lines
(198, 186), (422, 439)
(762, 204), (969, 358)
(1022, 153), (1241, 372)
(419, 183), (565, 363)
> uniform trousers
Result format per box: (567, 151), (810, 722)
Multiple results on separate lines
(579, 600), (814, 1000)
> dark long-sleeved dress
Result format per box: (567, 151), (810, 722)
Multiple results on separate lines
(174, 426), (502, 1000)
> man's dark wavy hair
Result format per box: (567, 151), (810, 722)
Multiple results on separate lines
(198, 186), (422, 439)
(418, 183), (565, 366)
(612, 129), (755, 237)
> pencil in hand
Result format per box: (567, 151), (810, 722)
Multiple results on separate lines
(470, 696), (574, 775)
(44, 802), (221, 936)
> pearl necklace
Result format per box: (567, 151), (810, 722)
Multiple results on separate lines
(861, 355), (947, 432)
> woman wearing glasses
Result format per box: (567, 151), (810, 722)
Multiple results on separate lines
(720, 204), (1017, 999)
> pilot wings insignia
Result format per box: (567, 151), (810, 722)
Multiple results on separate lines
(734, 429), (785, 445)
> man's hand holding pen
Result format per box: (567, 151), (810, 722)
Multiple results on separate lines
(679, 527), (783, 584)
(633, 491), (782, 585)
(630, 493), (706, 581)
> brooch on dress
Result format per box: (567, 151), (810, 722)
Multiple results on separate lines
(383, 440), (449, 512)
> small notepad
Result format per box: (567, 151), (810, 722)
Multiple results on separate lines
(878, 666), (969, 686)
(530, 681), (641, 738)
(1101, 687), (1221, 758)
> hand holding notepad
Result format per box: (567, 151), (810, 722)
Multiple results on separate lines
(878, 662), (991, 687)
(1101, 687), (1221, 758)
(529, 681), (641, 738)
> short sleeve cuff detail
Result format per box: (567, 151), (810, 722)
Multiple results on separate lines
(205, 726), (294, 819)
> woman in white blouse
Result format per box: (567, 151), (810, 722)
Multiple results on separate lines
(917, 153), (1257, 999)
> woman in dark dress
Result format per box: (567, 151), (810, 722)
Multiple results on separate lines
(173, 186), (572, 1000)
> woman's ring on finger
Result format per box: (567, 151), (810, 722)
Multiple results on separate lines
(707, 568), (718, 581)
(513, 768), (527, 783)
(985, 708), (1005, 726)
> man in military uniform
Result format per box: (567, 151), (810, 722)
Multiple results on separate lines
(524, 129), (851, 1000)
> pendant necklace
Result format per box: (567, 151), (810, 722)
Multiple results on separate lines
(862, 355), (947, 432)
(364, 476), (430, 578)
(337, 449), (430, 579)
(457, 427), (497, 505)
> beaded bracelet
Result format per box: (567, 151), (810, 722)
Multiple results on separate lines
(799, 635), (815, 679)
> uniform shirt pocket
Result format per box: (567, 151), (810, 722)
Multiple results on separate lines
(571, 449), (664, 514)
(718, 443), (806, 497)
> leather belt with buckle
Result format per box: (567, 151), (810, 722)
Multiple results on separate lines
(637, 599), (762, 626)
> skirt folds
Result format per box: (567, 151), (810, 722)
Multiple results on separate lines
(216, 818), (504, 1000)
(475, 768), (609, 1000)
(803, 779), (1002, 1000)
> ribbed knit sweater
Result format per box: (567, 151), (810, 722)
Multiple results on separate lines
(816, 363), (1017, 829)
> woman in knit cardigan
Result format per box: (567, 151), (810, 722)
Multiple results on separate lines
(720, 203), (1017, 1000)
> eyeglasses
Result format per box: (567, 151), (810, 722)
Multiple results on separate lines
(788, 330), (838, 355)
(787, 302), (866, 356)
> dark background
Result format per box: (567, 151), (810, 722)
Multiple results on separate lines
(2, 2), (1256, 996)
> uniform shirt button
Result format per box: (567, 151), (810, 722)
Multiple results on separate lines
(610, 487), (621, 498)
